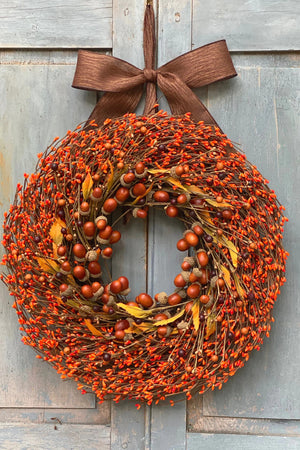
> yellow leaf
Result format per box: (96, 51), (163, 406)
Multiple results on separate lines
(166, 177), (187, 191)
(154, 308), (185, 326)
(233, 272), (245, 299)
(206, 199), (232, 208)
(52, 242), (58, 258)
(106, 160), (115, 192)
(118, 303), (154, 319)
(191, 301), (200, 331)
(82, 172), (93, 200)
(186, 185), (205, 195)
(205, 314), (216, 339)
(220, 236), (239, 268)
(148, 168), (169, 174)
(50, 218), (67, 246)
(37, 257), (60, 274)
(84, 319), (102, 336)
(133, 322), (156, 333)
(220, 264), (231, 286)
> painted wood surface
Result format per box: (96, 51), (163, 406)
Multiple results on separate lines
(187, 433), (300, 450)
(192, 0), (300, 51)
(0, 0), (112, 48)
(0, 0), (300, 448)
(0, 54), (111, 425)
(0, 424), (110, 450)
(188, 54), (300, 427)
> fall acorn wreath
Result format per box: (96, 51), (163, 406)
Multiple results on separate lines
(1, 3), (287, 405)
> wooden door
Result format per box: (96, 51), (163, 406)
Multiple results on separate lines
(0, 1), (299, 449)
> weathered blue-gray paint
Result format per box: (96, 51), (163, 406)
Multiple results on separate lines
(0, 0), (299, 448)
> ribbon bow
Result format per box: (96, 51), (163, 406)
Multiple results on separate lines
(72, 4), (237, 128)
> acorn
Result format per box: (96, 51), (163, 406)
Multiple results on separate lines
(102, 198), (117, 214)
(137, 293), (154, 308)
(59, 283), (72, 296)
(174, 273), (186, 288)
(80, 201), (90, 215)
(187, 283), (201, 298)
(109, 280), (122, 294)
(57, 245), (67, 257)
(165, 205), (179, 217)
(72, 243), (86, 260)
(155, 292), (168, 305)
(115, 187), (130, 203)
(153, 190), (170, 202)
(83, 221), (96, 238)
(88, 261), (102, 277)
(102, 247), (113, 259)
(168, 293), (182, 306)
(109, 230), (121, 244)
(60, 261), (71, 275)
(92, 282), (104, 298)
(90, 187), (103, 201)
(134, 162), (147, 178)
(120, 172), (135, 187)
(95, 215), (108, 230)
(184, 231), (199, 247)
(177, 239), (190, 251)
(81, 284), (94, 299)
(73, 265), (88, 280)
(157, 326), (172, 338)
(85, 250), (99, 262)
(133, 208), (148, 219)
(197, 250), (209, 267)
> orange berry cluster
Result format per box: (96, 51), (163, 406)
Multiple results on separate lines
(1, 111), (288, 405)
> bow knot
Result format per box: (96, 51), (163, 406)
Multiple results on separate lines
(143, 68), (157, 83)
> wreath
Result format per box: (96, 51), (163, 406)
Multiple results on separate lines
(1, 4), (287, 406)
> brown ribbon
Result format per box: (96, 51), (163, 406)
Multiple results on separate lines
(72, 4), (237, 127)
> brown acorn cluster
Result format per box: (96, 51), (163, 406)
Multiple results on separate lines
(1, 112), (288, 405)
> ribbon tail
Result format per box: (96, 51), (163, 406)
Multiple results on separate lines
(158, 72), (219, 128)
(86, 87), (144, 127)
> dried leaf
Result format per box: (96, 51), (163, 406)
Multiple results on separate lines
(52, 242), (58, 259)
(233, 272), (245, 299)
(106, 160), (115, 192)
(205, 313), (216, 339)
(84, 319), (102, 336)
(118, 303), (154, 319)
(82, 173), (93, 200)
(154, 308), (185, 326)
(50, 218), (67, 246)
(125, 323), (156, 335)
(37, 257), (60, 274)
(220, 264), (231, 286)
(191, 301), (200, 331)
(220, 236), (239, 268)
(185, 185), (205, 196)
(206, 198), (232, 208)
(166, 177), (187, 191)
(148, 168), (169, 174)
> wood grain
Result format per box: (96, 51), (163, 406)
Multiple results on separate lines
(192, 0), (300, 51)
(110, 2), (149, 448)
(0, 423), (110, 450)
(0, 62), (99, 408)
(188, 60), (300, 420)
(187, 433), (300, 450)
(0, 0), (112, 48)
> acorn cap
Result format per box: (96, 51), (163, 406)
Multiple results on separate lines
(157, 292), (168, 305)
